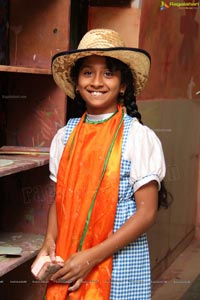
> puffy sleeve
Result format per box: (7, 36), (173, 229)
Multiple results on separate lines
(49, 126), (66, 182)
(124, 119), (166, 193)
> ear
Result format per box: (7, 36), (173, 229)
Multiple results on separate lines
(120, 83), (127, 94)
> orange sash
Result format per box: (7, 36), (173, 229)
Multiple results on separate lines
(46, 106), (124, 300)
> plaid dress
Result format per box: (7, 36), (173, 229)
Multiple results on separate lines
(64, 114), (151, 300)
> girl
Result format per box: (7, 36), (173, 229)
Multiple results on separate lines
(32, 29), (169, 300)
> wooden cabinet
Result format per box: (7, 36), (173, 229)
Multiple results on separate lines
(0, 0), (70, 298)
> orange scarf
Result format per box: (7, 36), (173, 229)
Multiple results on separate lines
(46, 106), (124, 300)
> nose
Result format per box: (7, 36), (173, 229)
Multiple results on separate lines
(91, 72), (103, 88)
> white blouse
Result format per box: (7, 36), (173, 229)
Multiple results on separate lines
(49, 113), (166, 193)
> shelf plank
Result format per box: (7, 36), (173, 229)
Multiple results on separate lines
(0, 65), (51, 75)
(0, 232), (44, 277)
(0, 154), (49, 177)
(0, 146), (50, 155)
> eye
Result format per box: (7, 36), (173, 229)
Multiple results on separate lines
(80, 68), (92, 76)
(104, 70), (113, 77)
(84, 70), (92, 76)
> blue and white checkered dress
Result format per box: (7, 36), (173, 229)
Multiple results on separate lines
(64, 114), (151, 300)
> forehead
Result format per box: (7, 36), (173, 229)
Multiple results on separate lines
(80, 55), (107, 67)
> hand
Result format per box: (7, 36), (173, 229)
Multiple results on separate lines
(50, 248), (99, 292)
(31, 237), (56, 276)
(35, 259), (64, 281)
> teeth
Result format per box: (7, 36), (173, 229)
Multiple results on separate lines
(91, 92), (102, 96)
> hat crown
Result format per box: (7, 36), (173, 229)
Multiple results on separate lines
(77, 29), (125, 50)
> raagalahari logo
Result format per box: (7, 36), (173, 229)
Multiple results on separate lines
(160, 1), (200, 10)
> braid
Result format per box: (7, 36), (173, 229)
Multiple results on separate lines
(74, 92), (86, 116)
(124, 92), (143, 124)
(111, 57), (172, 210)
(158, 181), (173, 209)
(126, 101), (141, 120)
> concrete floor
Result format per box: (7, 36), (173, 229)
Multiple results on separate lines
(152, 239), (200, 300)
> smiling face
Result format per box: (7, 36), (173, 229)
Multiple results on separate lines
(76, 55), (126, 114)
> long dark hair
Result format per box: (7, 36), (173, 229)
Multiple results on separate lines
(70, 56), (172, 209)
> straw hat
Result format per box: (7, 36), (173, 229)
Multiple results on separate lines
(52, 29), (151, 98)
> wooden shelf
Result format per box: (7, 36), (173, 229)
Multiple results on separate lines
(0, 154), (49, 177)
(0, 65), (51, 75)
(0, 232), (44, 277)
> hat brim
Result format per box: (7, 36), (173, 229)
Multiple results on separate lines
(51, 47), (151, 98)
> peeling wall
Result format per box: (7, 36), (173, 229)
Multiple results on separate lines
(139, 0), (200, 100)
(88, 6), (141, 47)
